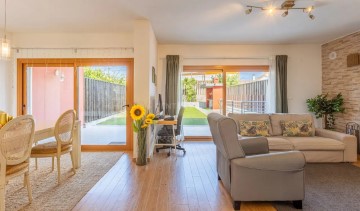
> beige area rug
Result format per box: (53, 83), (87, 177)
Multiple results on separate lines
(5, 152), (123, 211)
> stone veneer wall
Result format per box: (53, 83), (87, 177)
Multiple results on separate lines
(322, 31), (360, 132)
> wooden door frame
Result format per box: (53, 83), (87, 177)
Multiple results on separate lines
(17, 58), (134, 151)
(182, 65), (269, 139)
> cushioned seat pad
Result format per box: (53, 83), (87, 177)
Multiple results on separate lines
(31, 141), (71, 154)
(6, 162), (29, 175)
(267, 136), (294, 151)
(283, 136), (345, 151)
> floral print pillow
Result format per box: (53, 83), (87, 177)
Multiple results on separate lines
(281, 120), (313, 137)
(239, 121), (270, 137)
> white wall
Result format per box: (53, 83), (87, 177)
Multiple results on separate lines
(0, 60), (12, 112)
(12, 32), (133, 48)
(0, 33), (14, 113)
(133, 20), (158, 157)
(158, 44), (322, 114)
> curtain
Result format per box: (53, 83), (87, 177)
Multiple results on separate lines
(165, 55), (179, 116)
(275, 55), (288, 113)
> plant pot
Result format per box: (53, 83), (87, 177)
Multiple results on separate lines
(324, 114), (335, 130)
(136, 129), (147, 166)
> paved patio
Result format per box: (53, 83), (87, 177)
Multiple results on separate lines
(183, 125), (211, 136)
(81, 125), (126, 145)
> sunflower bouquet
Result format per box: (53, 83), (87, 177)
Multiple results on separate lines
(129, 104), (155, 166)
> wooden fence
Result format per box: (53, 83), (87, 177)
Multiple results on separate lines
(84, 78), (126, 123)
(226, 79), (268, 102)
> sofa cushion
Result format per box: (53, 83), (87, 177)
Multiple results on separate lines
(270, 113), (315, 136)
(239, 120), (271, 137)
(283, 136), (345, 151)
(228, 113), (273, 135)
(281, 120), (313, 137)
(267, 136), (294, 151)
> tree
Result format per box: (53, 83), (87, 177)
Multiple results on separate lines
(211, 73), (239, 86)
(84, 67), (126, 85)
(183, 77), (197, 102)
(226, 73), (240, 86)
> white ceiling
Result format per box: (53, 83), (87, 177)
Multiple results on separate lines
(1, 0), (360, 44)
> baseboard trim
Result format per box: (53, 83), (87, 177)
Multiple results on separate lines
(185, 136), (212, 141)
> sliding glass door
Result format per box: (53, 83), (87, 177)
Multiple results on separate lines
(78, 65), (128, 146)
(225, 71), (269, 115)
(181, 66), (270, 139)
(25, 65), (75, 130)
(18, 58), (134, 151)
(181, 71), (223, 138)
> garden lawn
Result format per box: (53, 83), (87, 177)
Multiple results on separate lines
(183, 107), (208, 125)
(98, 117), (126, 125)
(97, 107), (209, 126)
(97, 113), (126, 125)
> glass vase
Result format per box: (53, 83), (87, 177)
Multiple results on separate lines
(136, 128), (147, 166)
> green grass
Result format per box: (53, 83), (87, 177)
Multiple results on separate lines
(183, 107), (208, 125)
(97, 107), (209, 126)
(182, 118), (208, 125)
(98, 117), (126, 125)
(97, 113), (126, 125)
(183, 107), (207, 118)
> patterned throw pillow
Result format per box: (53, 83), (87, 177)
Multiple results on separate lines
(281, 120), (313, 137)
(239, 121), (270, 137)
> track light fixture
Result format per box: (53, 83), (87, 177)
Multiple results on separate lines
(308, 13), (315, 20)
(245, 7), (252, 15)
(282, 10), (289, 17)
(245, 0), (315, 20)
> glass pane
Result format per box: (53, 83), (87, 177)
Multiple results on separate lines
(181, 72), (223, 137)
(225, 72), (269, 115)
(27, 66), (74, 130)
(78, 66), (127, 145)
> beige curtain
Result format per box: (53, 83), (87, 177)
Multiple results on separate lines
(165, 55), (179, 116)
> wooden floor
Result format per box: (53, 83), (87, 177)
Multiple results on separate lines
(73, 142), (276, 211)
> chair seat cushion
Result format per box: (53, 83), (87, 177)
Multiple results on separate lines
(267, 136), (294, 151)
(6, 162), (29, 175)
(31, 141), (71, 154)
(283, 136), (345, 151)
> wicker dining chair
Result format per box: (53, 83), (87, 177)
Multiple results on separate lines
(0, 115), (35, 211)
(31, 110), (76, 184)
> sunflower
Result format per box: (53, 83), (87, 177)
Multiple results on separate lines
(145, 118), (153, 124)
(141, 124), (148, 129)
(146, 113), (155, 119)
(130, 105), (146, 120)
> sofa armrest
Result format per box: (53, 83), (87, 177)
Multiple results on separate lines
(237, 136), (269, 155)
(315, 128), (357, 162)
(232, 151), (305, 171)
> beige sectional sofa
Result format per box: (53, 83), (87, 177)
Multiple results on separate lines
(228, 113), (358, 163)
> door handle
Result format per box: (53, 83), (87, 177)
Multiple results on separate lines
(122, 104), (130, 108)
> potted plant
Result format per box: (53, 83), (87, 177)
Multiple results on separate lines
(129, 104), (155, 166)
(306, 93), (345, 130)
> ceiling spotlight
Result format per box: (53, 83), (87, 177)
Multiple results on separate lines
(305, 6), (313, 13)
(245, 7), (252, 15)
(282, 10), (288, 17)
(309, 13), (315, 20)
(267, 7), (275, 15)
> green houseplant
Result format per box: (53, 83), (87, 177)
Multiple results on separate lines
(306, 93), (345, 129)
